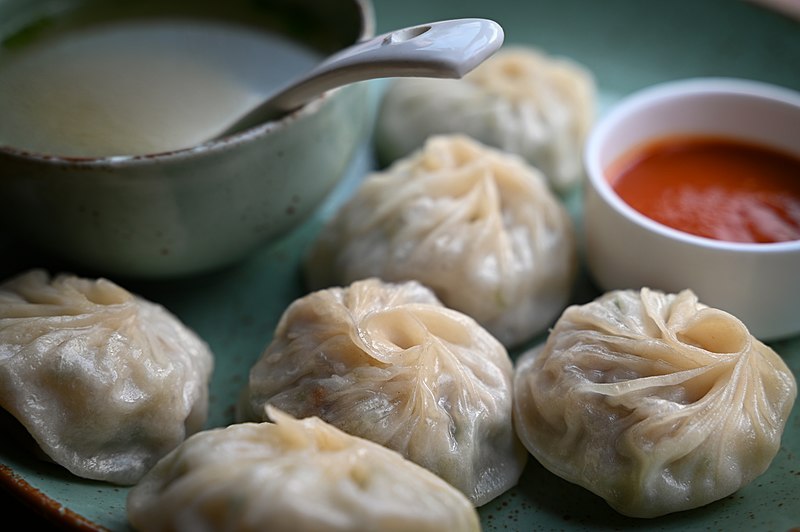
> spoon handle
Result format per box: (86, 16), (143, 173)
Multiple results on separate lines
(220, 18), (504, 136)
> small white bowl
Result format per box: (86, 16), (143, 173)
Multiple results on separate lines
(583, 78), (800, 341)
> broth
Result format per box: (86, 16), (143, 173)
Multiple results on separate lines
(0, 19), (321, 157)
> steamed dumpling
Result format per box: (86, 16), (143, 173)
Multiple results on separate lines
(305, 134), (577, 348)
(375, 46), (596, 193)
(127, 407), (480, 532)
(237, 278), (527, 506)
(0, 269), (214, 485)
(513, 288), (797, 518)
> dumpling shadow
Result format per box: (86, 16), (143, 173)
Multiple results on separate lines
(480, 456), (742, 531)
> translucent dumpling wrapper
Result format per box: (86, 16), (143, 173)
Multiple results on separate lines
(304, 134), (577, 348)
(0, 269), (214, 485)
(513, 288), (797, 518)
(375, 46), (596, 193)
(237, 278), (527, 506)
(127, 407), (481, 532)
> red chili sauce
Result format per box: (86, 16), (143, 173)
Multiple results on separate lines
(607, 136), (800, 243)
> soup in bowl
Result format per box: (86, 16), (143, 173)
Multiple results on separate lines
(0, 0), (375, 278)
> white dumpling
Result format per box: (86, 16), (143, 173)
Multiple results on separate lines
(237, 278), (527, 506)
(375, 46), (596, 193)
(304, 134), (577, 348)
(127, 407), (480, 532)
(0, 269), (214, 485)
(513, 288), (797, 518)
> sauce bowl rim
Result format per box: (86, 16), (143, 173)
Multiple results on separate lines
(584, 76), (800, 253)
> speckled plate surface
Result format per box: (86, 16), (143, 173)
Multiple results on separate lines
(1, 0), (799, 530)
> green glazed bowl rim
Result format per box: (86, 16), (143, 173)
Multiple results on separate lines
(0, 0), (376, 167)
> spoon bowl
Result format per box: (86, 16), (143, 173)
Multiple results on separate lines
(215, 18), (504, 138)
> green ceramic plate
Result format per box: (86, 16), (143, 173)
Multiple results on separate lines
(1, 0), (799, 530)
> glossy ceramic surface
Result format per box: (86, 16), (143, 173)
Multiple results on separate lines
(584, 78), (800, 341)
(220, 17), (505, 136)
(0, 0), (374, 279)
(0, 0), (799, 530)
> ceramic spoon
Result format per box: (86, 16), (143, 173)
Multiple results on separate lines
(213, 18), (504, 139)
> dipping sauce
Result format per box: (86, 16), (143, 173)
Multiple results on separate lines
(607, 136), (800, 243)
(0, 19), (321, 157)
